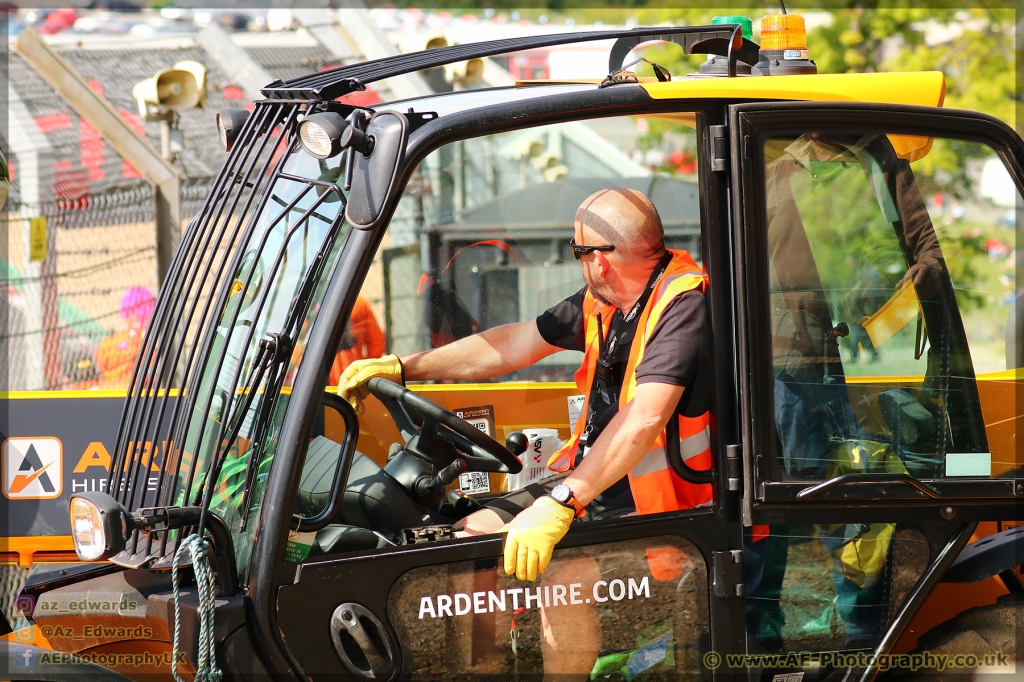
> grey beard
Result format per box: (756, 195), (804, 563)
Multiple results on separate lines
(588, 286), (613, 307)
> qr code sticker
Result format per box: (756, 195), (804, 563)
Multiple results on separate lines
(459, 471), (491, 495)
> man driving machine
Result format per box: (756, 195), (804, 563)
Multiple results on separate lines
(341, 188), (714, 584)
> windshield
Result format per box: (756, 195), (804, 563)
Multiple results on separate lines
(170, 144), (350, 572)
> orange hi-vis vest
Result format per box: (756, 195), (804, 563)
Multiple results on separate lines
(547, 249), (714, 514)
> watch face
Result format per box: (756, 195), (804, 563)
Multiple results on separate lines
(551, 484), (571, 504)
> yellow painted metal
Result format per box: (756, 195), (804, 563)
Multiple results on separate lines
(640, 71), (946, 107)
(0, 389), (132, 400)
(0, 536), (78, 566)
(862, 278), (922, 350)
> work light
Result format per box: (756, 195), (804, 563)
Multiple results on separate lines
(753, 12), (817, 75)
(760, 13), (807, 54)
(216, 108), (250, 153)
(70, 492), (133, 561)
(299, 112), (349, 159)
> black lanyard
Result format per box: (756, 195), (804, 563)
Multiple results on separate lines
(599, 250), (672, 361)
(584, 251), (673, 442)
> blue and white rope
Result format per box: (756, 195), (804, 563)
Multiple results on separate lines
(172, 534), (222, 682)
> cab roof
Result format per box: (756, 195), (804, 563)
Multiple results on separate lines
(261, 23), (945, 113)
(374, 71), (946, 124)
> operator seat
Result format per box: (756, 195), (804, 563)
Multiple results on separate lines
(297, 437), (441, 553)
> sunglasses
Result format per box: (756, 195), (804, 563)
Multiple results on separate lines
(569, 238), (616, 261)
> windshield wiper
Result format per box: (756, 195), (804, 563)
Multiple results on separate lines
(197, 331), (292, 533)
(796, 472), (941, 500)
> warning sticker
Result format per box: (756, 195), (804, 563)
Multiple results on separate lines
(458, 471), (490, 495)
(453, 405), (495, 438)
(567, 395), (585, 433)
(285, 530), (317, 563)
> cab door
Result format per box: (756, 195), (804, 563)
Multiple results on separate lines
(276, 108), (743, 681)
(730, 102), (1024, 656)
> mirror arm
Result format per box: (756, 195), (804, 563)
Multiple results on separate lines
(292, 393), (360, 532)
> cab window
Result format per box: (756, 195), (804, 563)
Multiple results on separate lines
(344, 114), (703, 478)
(306, 114), (712, 677)
(763, 132), (1017, 483)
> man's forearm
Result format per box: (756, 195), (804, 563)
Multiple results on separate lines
(564, 383), (685, 506)
(402, 320), (557, 382)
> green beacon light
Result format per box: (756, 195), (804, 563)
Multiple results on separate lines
(711, 15), (753, 41)
(700, 16), (755, 76)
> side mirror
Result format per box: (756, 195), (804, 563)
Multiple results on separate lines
(292, 392), (359, 531)
(344, 111), (409, 231)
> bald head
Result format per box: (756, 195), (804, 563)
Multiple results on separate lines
(574, 188), (664, 262)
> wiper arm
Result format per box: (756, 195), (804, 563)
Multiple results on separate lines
(197, 332), (292, 532)
(233, 332), (294, 532)
(797, 472), (941, 500)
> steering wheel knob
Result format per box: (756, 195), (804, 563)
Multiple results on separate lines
(505, 432), (529, 457)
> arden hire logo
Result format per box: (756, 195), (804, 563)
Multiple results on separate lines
(3, 437), (63, 500)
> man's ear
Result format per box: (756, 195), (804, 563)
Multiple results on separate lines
(596, 251), (612, 276)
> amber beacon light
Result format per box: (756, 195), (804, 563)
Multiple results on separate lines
(753, 12), (817, 75)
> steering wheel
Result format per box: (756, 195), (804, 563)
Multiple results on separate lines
(367, 378), (523, 474)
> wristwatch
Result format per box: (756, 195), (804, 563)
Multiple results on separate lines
(549, 484), (586, 518)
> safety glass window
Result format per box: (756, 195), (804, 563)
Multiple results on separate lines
(744, 525), (929, 656)
(178, 145), (350, 577)
(387, 536), (707, 680)
(763, 132), (998, 483)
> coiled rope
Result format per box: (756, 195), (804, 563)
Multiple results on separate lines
(172, 534), (222, 682)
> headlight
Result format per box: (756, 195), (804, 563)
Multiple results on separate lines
(298, 112), (348, 159)
(216, 108), (250, 153)
(70, 492), (130, 561)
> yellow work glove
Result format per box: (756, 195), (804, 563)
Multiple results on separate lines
(503, 496), (575, 581)
(338, 354), (403, 414)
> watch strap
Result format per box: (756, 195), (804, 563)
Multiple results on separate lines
(551, 487), (586, 519)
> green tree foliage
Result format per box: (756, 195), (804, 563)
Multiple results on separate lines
(806, 8), (1016, 125)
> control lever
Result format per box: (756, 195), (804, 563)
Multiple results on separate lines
(506, 432), (529, 458)
(825, 321), (850, 339)
(413, 458), (467, 498)
(823, 321), (850, 385)
(447, 488), (481, 516)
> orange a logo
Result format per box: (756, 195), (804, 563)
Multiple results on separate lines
(3, 437), (62, 500)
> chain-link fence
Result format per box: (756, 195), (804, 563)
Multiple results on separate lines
(0, 565), (31, 632)
(1, 43), (234, 392)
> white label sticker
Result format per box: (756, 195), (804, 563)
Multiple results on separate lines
(945, 452), (992, 477)
(459, 471), (491, 495)
(567, 395), (585, 433)
(465, 418), (490, 435)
